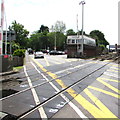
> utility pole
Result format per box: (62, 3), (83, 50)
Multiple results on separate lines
(8, 26), (12, 54)
(79, 1), (85, 56)
(54, 31), (56, 51)
(76, 14), (79, 57)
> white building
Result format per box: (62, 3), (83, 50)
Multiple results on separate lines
(67, 35), (96, 58)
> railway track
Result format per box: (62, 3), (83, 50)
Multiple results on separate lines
(1, 59), (109, 101)
(1, 57), (112, 120)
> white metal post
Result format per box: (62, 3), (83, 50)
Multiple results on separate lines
(79, 1), (85, 56)
(5, 11), (7, 54)
(0, 0), (4, 55)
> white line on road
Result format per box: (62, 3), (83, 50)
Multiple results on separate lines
(23, 66), (47, 119)
(31, 62), (88, 119)
(54, 61), (94, 75)
(104, 71), (119, 79)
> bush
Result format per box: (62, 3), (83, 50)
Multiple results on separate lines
(13, 49), (25, 57)
(99, 44), (105, 51)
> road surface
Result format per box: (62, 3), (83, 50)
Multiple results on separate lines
(0, 53), (119, 119)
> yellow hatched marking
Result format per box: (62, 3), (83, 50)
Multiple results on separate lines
(112, 64), (120, 68)
(97, 78), (120, 94)
(88, 86), (120, 99)
(84, 88), (117, 118)
(111, 67), (120, 71)
(32, 58), (118, 118)
(107, 69), (118, 73)
(99, 77), (119, 83)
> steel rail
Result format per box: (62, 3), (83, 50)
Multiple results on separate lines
(17, 61), (110, 119)
(0, 60), (95, 101)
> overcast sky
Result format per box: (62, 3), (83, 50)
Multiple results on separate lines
(2, 0), (119, 45)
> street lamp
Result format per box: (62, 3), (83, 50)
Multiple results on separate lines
(79, 1), (85, 56)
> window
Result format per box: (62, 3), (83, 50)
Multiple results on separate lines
(72, 39), (75, 43)
(68, 39), (71, 43)
(78, 44), (81, 49)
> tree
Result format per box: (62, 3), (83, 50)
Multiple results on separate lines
(10, 21), (29, 48)
(52, 21), (66, 33)
(47, 32), (66, 50)
(89, 30), (109, 47)
(29, 33), (42, 51)
(66, 29), (76, 36)
(38, 25), (49, 35)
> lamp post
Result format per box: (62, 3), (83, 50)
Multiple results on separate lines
(54, 31), (56, 51)
(79, 1), (85, 56)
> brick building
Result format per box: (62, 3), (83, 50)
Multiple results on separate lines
(67, 35), (96, 58)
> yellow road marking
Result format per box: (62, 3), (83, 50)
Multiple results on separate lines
(32, 59), (118, 118)
(112, 64), (120, 68)
(44, 57), (50, 66)
(98, 77), (119, 83)
(111, 67), (120, 71)
(107, 69), (118, 73)
(97, 78), (120, 94)
(88, 86), (120, 99)
(84, 88), (117, 118)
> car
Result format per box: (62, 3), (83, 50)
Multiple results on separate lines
(49, 50), (65, 55)
(49, 50), (58, 55)
(34, 51), (44, 58)
(27, 48), (33, 54)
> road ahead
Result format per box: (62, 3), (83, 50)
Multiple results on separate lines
(1, 53), (119, 119)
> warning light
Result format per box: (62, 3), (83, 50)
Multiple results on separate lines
(4, 55), (8, 58)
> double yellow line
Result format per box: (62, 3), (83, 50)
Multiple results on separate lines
(32, 58), (118, 119)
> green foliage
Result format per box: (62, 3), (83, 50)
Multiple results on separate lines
(13, 49), (25, 57)
(29, 32), (49, 51)
(10, 20), (29, 48)
(38, 25), (49, 35)
(99, 44), (105, 51)
(89, 30), (109, 47)
(29, 31), (66, 51)
(66, 29), (76, 36)
(12, 41), (20, 52)
(47, 32), (66, 50)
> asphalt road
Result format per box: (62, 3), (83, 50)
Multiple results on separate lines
(1, 53), (119, 119)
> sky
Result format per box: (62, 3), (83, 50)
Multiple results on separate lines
(1, 0), (119, 45)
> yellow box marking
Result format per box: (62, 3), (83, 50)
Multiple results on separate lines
(97, 78), (120, 94)
(98, 77), (119, 83)
(84, 88), (117, 118)
(107, 69), (118, 73)
(88, 86), (120, 99)
(32, 58), (118, 118)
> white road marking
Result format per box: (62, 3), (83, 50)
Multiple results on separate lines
(54, 61), (93, 75)
(104, 71), (119, 78)
(31, 62), (88, 119)
(23, 66), (47, 119)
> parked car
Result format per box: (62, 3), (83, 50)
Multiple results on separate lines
(27, 48), (33, 54)
(34, 51), (44, 58)
(49, 50), (65, 55)
(49, 50), (58, 55)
